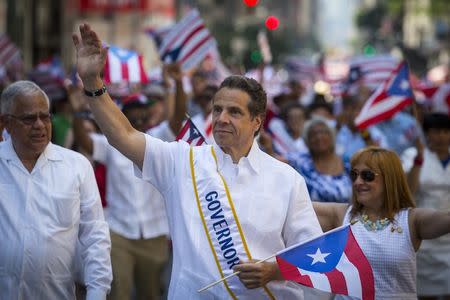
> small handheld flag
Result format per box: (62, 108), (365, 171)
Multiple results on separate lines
(276, 224), (374, 300)
(355, 61), (414, 130)
(176, 118), (207, 146)
(158, 9), (216, 71)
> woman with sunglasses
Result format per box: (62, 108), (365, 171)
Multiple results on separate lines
(313, 146), (450, 300)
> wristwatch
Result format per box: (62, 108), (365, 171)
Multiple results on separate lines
(84, 85), (107, 97)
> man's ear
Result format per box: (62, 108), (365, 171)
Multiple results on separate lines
(253, 115), (262, 133)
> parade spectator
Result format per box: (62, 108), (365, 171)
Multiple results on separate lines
(142, 83), (167, 129)
(0, 80), (111, 299)
(73, 24), (322, 299)
(401, 113), (450, 300)
(267, 102), (308, 156)
(70, 86), (170, 300)
(313, 146), (450, 300)
(336, 95), (388, 162)
(288, 116), (352, 203)
(375, 110), (423, 155)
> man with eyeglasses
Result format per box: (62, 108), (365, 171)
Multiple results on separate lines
(0, 80), (112, 299)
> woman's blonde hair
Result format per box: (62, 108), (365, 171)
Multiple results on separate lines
(349, 147), (415, 220)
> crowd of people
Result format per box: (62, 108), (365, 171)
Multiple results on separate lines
(0, 22), (449, 300)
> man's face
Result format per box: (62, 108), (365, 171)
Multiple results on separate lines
(4, 92), (52, 159)
(212, 88), (261, 152)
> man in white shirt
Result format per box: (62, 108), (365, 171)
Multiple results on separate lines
(73, 24), (322, 299)
(71, 89), (170, 300)
(0, 80), (111, 300)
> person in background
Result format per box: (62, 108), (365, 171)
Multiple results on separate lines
(313, 147), (450, 300)
(267, 102), (308, 156)
(307, 95), (336, 128)
(142, 83), (167, 129)
(288, 116), (352, 203)
(0, 80), (111, 299)
(375, 110), (423, 155)
(401, 113), (450, 300)
(336, 95), (388, 162)
(70, 85), (171, 300)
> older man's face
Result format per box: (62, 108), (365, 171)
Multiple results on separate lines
(5, 92), (52, 159)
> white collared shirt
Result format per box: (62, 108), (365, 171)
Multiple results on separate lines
(0, 139), (111, 300)
(91, 133), (168, 240)
(135, 135), (322, 299)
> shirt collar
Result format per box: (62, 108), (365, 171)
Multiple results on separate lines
(0, 138), (62, 162)
(212, 139), (261, 174)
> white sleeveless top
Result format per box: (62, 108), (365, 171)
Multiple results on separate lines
(343, 207), (417, 300)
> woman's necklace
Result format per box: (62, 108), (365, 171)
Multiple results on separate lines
(359, 214), (390, 231)
(358, 213), (403, 233)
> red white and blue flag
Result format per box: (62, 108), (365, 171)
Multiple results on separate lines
(176, 118), (206, 146)
(104, 46), (149, 84)
(355, 61), (414, 130)
(276, 224), (374, 300)
(158, 9), (216, 71)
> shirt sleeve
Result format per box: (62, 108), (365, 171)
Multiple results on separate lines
(134, 134), (182, 194)
(282, 173), (323, 247)
(90, 133), (109, 163)
(77, 155), (112, 295)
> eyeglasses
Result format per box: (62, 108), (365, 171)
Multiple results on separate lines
(350, 169), (379, 182)
(7, 113), (52, 125)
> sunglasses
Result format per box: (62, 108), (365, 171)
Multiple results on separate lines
(7, 113), (52, 125)
(350, 169), (379, 182)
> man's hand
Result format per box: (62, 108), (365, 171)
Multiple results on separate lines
(234, 260), (282, 289)
(72, 24), (107, 88)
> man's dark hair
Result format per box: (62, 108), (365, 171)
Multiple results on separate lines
(422, 113), (450, 132)
(218, 75), (267, 119)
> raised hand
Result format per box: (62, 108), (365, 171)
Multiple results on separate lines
(72, 24), (107, 86)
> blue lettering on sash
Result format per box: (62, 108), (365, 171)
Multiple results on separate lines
(205, 191), (240, 269)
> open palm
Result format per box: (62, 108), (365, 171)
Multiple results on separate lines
(72, 24), (107, 81)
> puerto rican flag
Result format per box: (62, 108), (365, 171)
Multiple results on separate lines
(176, 118), (206, 146)
(276, 224), (374, 300)
(104, 46), (149, 84)
(354, 61), (414, 130)
(158, 9), (216, 71)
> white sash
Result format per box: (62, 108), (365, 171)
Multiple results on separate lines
(189, 146), (276, 299)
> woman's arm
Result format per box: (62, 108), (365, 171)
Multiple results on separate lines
(312, 202), (348, 232)
(410, 208), (450, 250)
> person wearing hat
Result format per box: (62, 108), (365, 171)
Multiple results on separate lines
(70, 87), (170, 300)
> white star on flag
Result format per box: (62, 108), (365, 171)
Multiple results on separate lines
(307, 248), (331, 265)
(400, 80), (409, 90)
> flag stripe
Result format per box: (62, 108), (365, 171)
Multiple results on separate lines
(325, 269), (348, 295)
(336, 254), (363, 299)
(121, 61), (129, 81)
(159, 11), (200, 54)
(344, 230), (375, 300)
(299, 270), (331, 292)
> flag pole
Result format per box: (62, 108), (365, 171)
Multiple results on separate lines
(198, 220), (360, 293)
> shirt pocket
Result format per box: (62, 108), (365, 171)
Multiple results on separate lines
(51, 192), (79, 228)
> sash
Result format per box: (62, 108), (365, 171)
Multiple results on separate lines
(189, 146), (276, 299)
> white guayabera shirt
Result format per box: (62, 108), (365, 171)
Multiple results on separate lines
(135, 135), (323, 299)
(0, 139), (112, 300)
